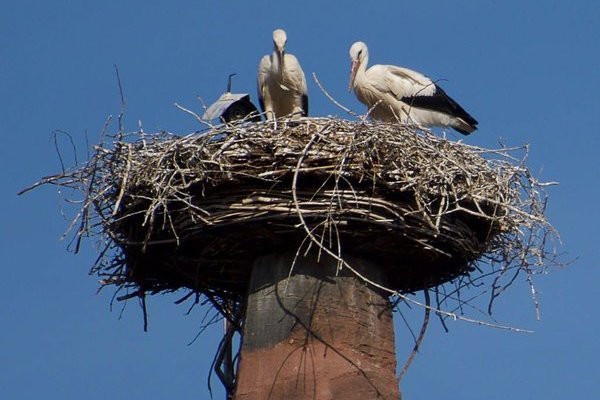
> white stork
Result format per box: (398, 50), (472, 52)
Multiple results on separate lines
(349, 41), (478, 134)
(258, 29), (308, 120)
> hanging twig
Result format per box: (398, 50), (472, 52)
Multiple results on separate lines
(398, 290), (431, 381)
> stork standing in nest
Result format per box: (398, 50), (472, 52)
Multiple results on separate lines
(258, 29), (308, 120)
(349, 41), (478, 134)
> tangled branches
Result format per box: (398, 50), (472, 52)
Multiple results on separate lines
(23, 117), (559, 325)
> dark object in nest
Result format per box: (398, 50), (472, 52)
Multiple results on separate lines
(94, 118), (546, 298)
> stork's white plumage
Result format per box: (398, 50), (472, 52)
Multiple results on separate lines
(258, 29), (308, 120)
(349, 41), (478, 134)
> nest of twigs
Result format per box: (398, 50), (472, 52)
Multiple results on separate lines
(27, 117), (557, 321)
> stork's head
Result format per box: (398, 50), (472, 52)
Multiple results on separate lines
(349, 41), (368, 91)
(272, 29), (287, 55)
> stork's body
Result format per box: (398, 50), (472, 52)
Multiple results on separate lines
(258, 29), (308, 120)
(349, 42), (478, 134)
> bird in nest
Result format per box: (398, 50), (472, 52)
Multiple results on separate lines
(258, 29), (309, 121)
(349, 41), (478, 134)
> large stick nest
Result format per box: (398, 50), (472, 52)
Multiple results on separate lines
(32, 117), (557, 319)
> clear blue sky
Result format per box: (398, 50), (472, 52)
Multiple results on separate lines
(2, 1), (598, 399)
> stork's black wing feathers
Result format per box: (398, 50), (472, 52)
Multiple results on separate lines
(401, 85), (478, 127)
(301, 93), (309, 117)
(257, 92), (266, 114)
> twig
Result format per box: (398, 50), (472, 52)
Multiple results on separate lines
(174, 102), (214, 128)
(312, 72), (358, 117)
(398, 289), (431, 381)
(114, 64), (126, 136)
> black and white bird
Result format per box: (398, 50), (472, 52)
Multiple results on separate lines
(258, 29), (308, 120)
(349, 41), (478, 134)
